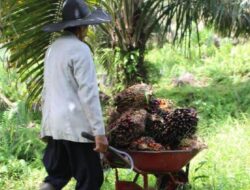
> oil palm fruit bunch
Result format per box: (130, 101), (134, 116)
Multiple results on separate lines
(145, 113), (169, 143)
(108, 109), (148, 148)
(146, 98), (173, 117)
(147, 98), (162, 114)
(106, 107), (121, 125)
(162, 108), (198, 148)
(180, 136), (207, 150)
(114, 83), (153, 113)
(157, 98), (174, 112)
(129, 137), (166, 151)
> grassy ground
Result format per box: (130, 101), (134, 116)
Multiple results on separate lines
(0, 31), (250, 189)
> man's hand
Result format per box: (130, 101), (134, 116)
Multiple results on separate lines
(94, 135), (108, 153)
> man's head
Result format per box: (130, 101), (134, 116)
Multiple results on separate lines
(43, 0), (111, 33)
(65, 25), (89, 41)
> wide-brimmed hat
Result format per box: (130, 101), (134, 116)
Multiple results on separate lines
(43, 0), (111, 32)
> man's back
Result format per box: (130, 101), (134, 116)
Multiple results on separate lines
(41, 32), (104, 142)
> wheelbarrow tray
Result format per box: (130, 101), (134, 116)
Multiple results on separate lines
(106, 148), (202, 173)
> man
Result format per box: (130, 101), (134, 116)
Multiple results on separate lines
(40, 0), (111, 190)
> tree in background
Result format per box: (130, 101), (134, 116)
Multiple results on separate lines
(1, 0), (250, 105)
(98, 0), (250, 87)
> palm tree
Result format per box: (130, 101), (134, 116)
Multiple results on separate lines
(1, 0), (250, 104)
(99, 0), (250, 86)
(99, 0), (172, 86)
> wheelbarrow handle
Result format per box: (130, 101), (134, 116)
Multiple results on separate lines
(81, 132), (95, 141)
(81, 132), (134, 169)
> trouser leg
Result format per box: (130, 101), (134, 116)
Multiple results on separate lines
(64, 142), (104, 190)
(42, 139), (71, 190)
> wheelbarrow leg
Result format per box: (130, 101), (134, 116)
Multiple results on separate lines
(133, 173), (140, 183)
(143, 174), (148, 189)
(156, 174), (177, 190)
(115, 169), (144, 190)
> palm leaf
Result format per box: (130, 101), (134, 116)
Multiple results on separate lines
(1, 0), (98, 107)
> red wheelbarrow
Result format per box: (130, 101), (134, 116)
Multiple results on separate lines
(81, 132), (205, 190)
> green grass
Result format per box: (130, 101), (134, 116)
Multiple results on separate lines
(0, 30), (250, 189)
(190, 117), (250, 190)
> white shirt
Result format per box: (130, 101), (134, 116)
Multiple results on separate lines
(41, 32), (105, 142)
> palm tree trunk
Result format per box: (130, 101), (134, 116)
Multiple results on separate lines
(123, 46), (147, 87)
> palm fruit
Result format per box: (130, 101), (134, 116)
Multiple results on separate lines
(108, 109), (148, 148)
(114, 83), (153, 113)
(129, 136), (166, 151)
(145, 113), (169, 142)
(162, 108), (199, 148)
(179, 136), (207, 150)
(106, 107), (121, 125)
(146, 98), (173, 117)
(157, 98), (174, 112)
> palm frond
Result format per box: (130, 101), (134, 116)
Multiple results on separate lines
(100, 0), (250, 48)
(1, 0), (98, 106)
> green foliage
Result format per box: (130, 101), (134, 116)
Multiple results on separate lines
(1, 0), (64, 105)
(2, 0), (250, 103)
(97, 0), (250, 87)
(0, 63), (26, 102)
(0, 159), (28, 181)
(97, 47), (144, 91)
(0, 103), (44, 163)
(147, 28), (250, 128)
(0, 101), (44, 189)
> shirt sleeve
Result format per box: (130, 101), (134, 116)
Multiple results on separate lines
(71, 44), (105, 136)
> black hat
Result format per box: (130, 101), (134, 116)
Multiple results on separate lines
(43, 0), (111, 32)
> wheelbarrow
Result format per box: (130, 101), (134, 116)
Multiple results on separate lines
(81, 132), (205, 190)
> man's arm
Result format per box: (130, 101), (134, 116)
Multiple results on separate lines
(71, 44), (108, 152)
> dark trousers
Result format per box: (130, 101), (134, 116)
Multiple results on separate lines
(42, 139), (103, 190)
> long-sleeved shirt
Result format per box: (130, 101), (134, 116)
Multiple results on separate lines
(41, 32), (105, 142)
